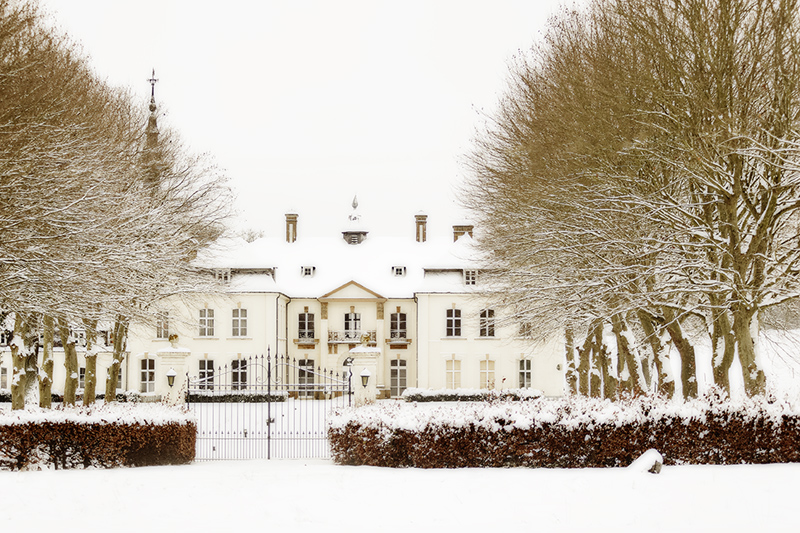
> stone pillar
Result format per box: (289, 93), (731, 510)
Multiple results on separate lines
(350, 344), (380, 406)
(157, 339), (190, 406)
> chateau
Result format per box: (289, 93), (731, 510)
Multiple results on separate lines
(121, 200), (566, 400)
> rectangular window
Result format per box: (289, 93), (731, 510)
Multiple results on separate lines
(199, 308), (215, 337)
(519, 322), (533, 338)
(298, 359), (315, 397)
(392, 266), (406, 277)
(301, 266), (316, 277)
(199, 360), (215, 390)
(390, 359), (407, 397)
(445, 359), (461, 389)
(390, 312), (407, 339)
(155, 312), (169, 339)
(344, 313), (361, 340)
(116, 367), (123, 391)
(519, 359), (532, 388)
(79, 367), (86, 389)
(479, 309), (495, 337)
(446, 308), (461, 337)
(0, 367), (7, 389)
(232, 359), (247, 390)
(480, 359), (495, 389)
(464, 270), (477, 286)
(299, 313), (315, 340)
(232, 308), (248, 337)
(140, 359), (155, 393)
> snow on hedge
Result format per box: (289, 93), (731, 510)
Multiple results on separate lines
(0, 403), (194, 427)
(330, 392), (800, 434)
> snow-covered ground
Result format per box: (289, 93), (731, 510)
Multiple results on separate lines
(2, 458), (797, 532)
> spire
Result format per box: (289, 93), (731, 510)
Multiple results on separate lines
(146, 69), (159, 149)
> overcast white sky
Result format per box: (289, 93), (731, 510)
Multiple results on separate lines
(38, 0), (575, 239)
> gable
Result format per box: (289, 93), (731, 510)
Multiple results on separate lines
(320, 280), (385, 301)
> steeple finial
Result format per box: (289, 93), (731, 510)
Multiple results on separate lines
(352, 195), (358, 210)
(148, 69), (158, 99)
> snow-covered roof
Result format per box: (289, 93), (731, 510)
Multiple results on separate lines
(196, 221), (482, 298)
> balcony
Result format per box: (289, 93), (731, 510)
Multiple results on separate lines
(294, 332), (318, 346)
(328, 330), (376, 345)
(387, 331), (412, 346)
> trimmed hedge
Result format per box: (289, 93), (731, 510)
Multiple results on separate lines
(187, 390), (288, 403)
(329, 393), (800, 468)
(401, 388), (543, 402)
(0, 405), (196, 470)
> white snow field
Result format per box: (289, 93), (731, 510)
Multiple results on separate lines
(2, 458), (798, 532)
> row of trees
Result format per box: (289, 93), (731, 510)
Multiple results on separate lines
(466, 0), (800, 398)
(1, 0), (231, 409)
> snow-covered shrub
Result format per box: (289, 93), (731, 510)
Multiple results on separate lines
(187, 390), (288, 403)
(0, 403), (195, 470)
(401, 388), (543, 402)
(329, 393), (800, 468)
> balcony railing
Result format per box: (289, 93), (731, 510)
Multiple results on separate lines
(388, 331), (411, 345)
(328, 330), (376, 344)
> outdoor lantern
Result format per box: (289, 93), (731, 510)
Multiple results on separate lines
(166, 367), (177, 388)
(360, 368), (371, 388)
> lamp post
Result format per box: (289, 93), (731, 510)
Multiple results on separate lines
(360, 368), (371, 388)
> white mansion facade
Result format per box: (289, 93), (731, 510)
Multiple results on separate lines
(0, 206), (566, 400)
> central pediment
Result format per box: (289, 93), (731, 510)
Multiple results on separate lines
(319, 280), (386, 301)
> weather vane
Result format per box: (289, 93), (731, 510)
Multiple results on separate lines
(147, 69), (158, 98)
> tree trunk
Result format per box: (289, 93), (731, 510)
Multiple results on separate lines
(710, 307), (736, 396)
(577, 327), (593, 396)
(612, 313), (645, 396)
(564, 326), (578, 395)
(83, 318), (98, 406)
(732, 304), (766, 396)
(637, 309), (674, 399)
(10, 314), (30, 410)
(661, 307), (697, 399)
(58, 318), (79, 406)
(105, 316), (128, 402)
(39, 315), (55, 408)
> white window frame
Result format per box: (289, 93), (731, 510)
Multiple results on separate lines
(519, 359), (532, 388)
(155, 311), (169, 339)
(446, 308), (461, 337)
(199, 308), (215, 337)
(199, 359), (215, 390)
(140, 358), (155, 393)
(480, 358), (495, 389)
(344, 312), (361, 339)
(479, 309), (495, 337)
(390, 312), (407, 339)
(78, 367), (86, 389)
(301, 266), (316, 277)
(299, 312), (315, 340)
(464, 270), (478, 286)
(390, 359), (407, 397)
(445, 358), (461, 389)
(231, 359), (247, 390)
(392, 266), (406, 277)
(0, 367), (7, 389)
(232, 308), (248, 337)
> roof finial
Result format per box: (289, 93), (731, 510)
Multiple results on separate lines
(148, 69), (158, 99)
(352, 195), (358, 210)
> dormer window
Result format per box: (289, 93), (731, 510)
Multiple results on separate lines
(214, 269), (231, 283)
(301, 266), (316, 277)
(464, 270), (478, 286)
(392, 266), (406, 277)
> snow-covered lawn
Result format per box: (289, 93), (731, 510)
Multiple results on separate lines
(2, 458), (797, 532)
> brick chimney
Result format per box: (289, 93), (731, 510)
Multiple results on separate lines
(415, 213), (428, 243)
(453, 224), (473, 242)
(286, 213), (298, 243)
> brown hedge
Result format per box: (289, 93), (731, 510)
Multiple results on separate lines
(0, 420), (196, 470)
(329, 405), (800, 468)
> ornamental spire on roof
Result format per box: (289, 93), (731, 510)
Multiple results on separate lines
(145, 69), (159, 149)
(343, 194), (368, 245)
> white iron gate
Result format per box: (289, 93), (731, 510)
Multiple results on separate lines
(186, 352), (352, 460)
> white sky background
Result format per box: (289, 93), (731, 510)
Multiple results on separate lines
(37, 0), (575, 239)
